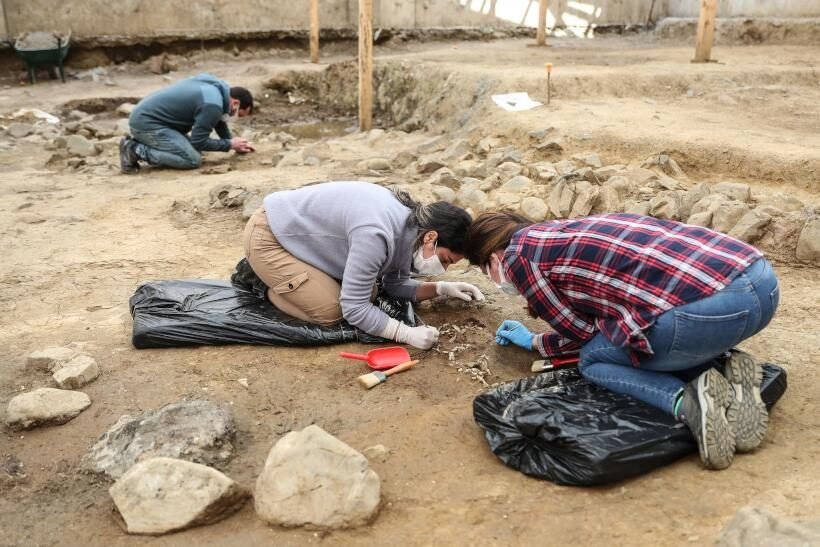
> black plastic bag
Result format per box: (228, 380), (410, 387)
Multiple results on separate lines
(130, 264), (415, 349)
(473, 363), (787, 486)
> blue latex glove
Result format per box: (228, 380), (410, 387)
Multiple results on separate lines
(495, 320), (534, 351)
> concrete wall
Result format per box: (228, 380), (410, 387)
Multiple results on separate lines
(666, 0), (820, 18)
(1, 0), (818, 40)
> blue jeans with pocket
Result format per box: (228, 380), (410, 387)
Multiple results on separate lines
(578, 258), (780, 415)
(130, 123), (202, 170)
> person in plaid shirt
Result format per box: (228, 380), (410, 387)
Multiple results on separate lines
(465, 212), (780, 470)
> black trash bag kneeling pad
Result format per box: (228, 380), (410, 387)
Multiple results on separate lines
(473, 364), (787, 486)
(129, 260), (415, 349)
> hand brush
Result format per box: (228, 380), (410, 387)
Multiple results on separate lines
(357, 360), (418, 389)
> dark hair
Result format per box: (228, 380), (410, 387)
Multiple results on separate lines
(391, 187), (472, 254)
(230, 87), (253, 113)
(464, 211), (532, 266)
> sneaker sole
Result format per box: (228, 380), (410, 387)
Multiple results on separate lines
(698, 369), (735, 470)
(724, 351), (768, 452)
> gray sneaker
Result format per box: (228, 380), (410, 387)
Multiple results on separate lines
(678, 368), (736, 470)
(723, 349), (769, 452)
(119, 137), (140, 174)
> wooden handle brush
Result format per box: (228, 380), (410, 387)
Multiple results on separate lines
(358, 360), (418, 389)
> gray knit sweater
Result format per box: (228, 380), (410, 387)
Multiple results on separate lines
(263, 181), (420, 335)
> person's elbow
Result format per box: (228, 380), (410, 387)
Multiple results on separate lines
(340, 299), (375, 332)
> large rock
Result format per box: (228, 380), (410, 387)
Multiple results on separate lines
(416, 157), (446, 175)
(241, 193), (263, 220)
(496, 162), (523, 177)
(85, 400), (236, 479)
(530, 161), (559, 182)
(624, 200), (651, 216)
(8, 122), (34, 139)
(714, 181), (752, 202)
(535, 138), (564, 154)
(593, 165), (626, 181)
(760, 193), (804, 213)
(594, 175), (632, 213)
(209, 184), (252, 208)
(117, 103), (136, 116)
(364, 157), (391, 171)
(6, 388), (91, 430)
(431, 185), (456, 203)
(687, 211), (713, 227)
(440, 139), (470, 162)
(796, 218), (820, 263)
(110, 458), (249, 535)
(625, 167), (658, 186)
(427, 167), (460, 190)
(569, 180), (599, 218)
(691, 193), (731, 217)
(66, 135), (99, 157)
(414, 136), (447, 154)
(572, 153), (603, 168)
(649, 190), (682, 220)
(456, 184), (487, 212)
(554, 160), (576, 176)
(254, 425), (380, 529)
(728, 209), (772, 243)
(641, 153), (685, 178)
(680, 182), (711, 220)
(494, 193), (521, 209)
(475, 136), (500, 156)
(548, 180), (575, 218)
(26, 346), (76, 372)
(716, 506), (820, 547)
(52, 355), (100, 389)
(712, 201), (751, 233)
(521, 197), (548, 221)
(112, 119), (131, 137)
(499, 175), (532, 194)
(454, 159), (486, 179)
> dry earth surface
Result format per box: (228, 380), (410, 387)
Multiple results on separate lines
(1, 34), (819, 546)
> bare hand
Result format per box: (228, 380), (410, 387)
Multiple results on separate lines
(231, 137), (255, 154)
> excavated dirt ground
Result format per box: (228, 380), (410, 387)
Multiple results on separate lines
(1, 35), (819, 546)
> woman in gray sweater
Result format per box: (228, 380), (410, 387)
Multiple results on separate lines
(242, 181), (483, 349)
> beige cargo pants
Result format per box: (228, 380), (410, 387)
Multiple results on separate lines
(243, 208), (343, 326)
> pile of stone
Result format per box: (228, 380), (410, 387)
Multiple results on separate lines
(80, 401), (382, 535)
(5, 346), (100, 430)
(360, 132), (820, 264)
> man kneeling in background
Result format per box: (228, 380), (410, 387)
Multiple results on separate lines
(120, 73), (255, 173)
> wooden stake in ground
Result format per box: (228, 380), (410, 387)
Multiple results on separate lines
(692, 0), (718, 63)
(310, 0), (319, 64)
(536, 0), (549, 46)
(358, 0), (373, 131)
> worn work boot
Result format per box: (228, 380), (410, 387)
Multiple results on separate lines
(119, 136), (140, 174)
(678, 368), (735, 470)
(723, 349), (769, 452)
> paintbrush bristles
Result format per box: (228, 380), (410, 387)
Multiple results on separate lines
(358, 372), (383, 389)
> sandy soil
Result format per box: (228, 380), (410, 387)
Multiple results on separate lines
(1, 35), (819, 546)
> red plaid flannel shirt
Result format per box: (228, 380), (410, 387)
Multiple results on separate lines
(503, 214), (763, 365)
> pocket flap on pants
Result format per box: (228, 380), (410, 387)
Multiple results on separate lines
(272, 271), (309, 294)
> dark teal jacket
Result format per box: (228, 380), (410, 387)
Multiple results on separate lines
(130, 73), (232, 152)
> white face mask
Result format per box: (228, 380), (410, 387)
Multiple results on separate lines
(413, 242), (446, 275)
(488, 254), (519, 295)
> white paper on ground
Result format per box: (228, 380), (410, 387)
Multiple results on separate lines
(491, 92), (543, 112)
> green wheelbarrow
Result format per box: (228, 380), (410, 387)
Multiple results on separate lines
(8, 31), (71, 84)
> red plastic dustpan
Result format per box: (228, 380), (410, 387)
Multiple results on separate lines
(339, 347), (412, 371)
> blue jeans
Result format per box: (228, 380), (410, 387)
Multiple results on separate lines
(579, 258), (780, 415)
(130, 124), (202, 170)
